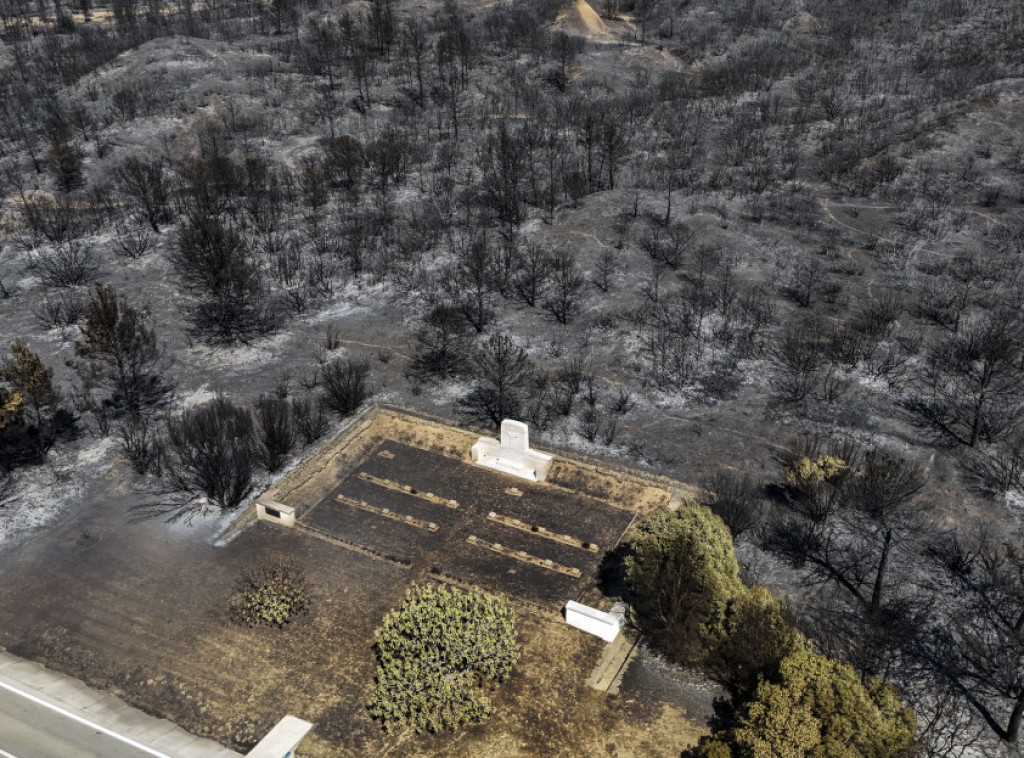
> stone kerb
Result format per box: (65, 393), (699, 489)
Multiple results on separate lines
(246, 715), (313, 757)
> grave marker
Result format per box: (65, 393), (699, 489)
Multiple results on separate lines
(501, 419), (529, 452)
(471, 419), (553, 482)
(564, 601), (622, 642)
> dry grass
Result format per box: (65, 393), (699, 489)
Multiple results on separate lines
(0, 407), (704, 756)
(298, 603), (705, 757)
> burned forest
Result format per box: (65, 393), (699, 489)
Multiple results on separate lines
(1, 0), (1024, 755)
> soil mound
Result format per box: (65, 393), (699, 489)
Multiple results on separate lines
(559, 0), (609, 36)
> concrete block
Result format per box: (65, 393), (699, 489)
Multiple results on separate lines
(564, 600), (622, 642)
(247, 715), (313, 758)
(256, 496), (296, 527)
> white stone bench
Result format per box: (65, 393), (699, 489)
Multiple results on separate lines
(564, 600), (623, 642)
(471, 419), (553, 483)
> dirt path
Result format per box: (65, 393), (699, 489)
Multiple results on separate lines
(819, 198), (1005, 261)
(337, 338), (412, 361)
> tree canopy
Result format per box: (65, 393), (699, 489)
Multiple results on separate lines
(625, 504), (916, 754)
(623, 505), (746, 662)
(0, 388), (22, 433)
(696, 648), (917, 758)
(164, 396), (255, 511)
(75, 285), (167, 416)
(3, 339), (56, 424)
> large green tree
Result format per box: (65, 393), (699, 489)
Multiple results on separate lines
(623, 505), (746, 663)
(696, 648), (917, 758)
(367, 583), (520, 734)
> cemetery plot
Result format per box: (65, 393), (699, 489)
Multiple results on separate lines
(487, 511), (601, 553)
(469, 515), (592, 570)
(303, 487), (440, 563)
(447, 538), (584, 606)
(297, 439), (635, 607)
(356, 471), (460, 508)
(336, 475), (459, 526)
(0, 402), (695, 757)
(336, 494), (439, 532)
(358, 442), (633, 545)
(466, 535), (582, 577)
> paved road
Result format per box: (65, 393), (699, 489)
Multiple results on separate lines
(0, 652), (239, 758)
(0, 679), (172, 758)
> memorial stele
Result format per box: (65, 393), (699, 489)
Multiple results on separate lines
(471, 419), (553, 483)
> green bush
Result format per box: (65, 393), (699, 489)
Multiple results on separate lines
(367, 583), (520, 733)
(784, 455), (848, 493)
(694, 741), (734, 758)
(623, 506), (745, 663)
(230, 559), (309, 628)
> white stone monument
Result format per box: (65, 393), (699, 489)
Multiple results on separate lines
(247, 715), (313, 758)
(564, 600), (623, 642)
(471, 419), (553, 483)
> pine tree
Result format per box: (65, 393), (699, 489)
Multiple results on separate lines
(0, 388), (22, 433)
(696, 648), (917, 758)
(3, 340), (57, 425)
(75, 285), (167, 416)
(624, 505), (746, 663)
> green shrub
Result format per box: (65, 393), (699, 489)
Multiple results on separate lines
(694, 740), (733, 758)
(784, 455), (848, 492)
(367, 583), (520, 733)
(230, 559), (309, 628)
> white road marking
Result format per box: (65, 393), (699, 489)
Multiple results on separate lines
(0, 678), (173, 758)
(0, 747), (21, 758)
